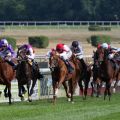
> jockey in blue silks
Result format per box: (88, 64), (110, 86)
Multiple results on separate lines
(0, 38), (17, 69)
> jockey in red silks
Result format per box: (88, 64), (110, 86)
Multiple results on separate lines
(0, 38), (17, 69)
(56, 43), (74, 73)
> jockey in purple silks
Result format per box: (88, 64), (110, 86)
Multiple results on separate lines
(0, 38), (17, 69)
(18, 44), (35, 60)
(18, 44), (43, 79)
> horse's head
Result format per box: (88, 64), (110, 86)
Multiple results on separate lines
(49, 55), (60, 71)
(17, 49), (27, 60)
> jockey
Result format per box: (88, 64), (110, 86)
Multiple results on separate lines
(70, 40), (87, 75)
(18, 44), (43, 79)
(0, 39), (17, 69)
(46, 48), (56, 58)
(18, 44), (35, 60)
(56, 43), (74, 73)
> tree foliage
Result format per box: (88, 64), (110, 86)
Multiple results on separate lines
(0, 0), (120, 21)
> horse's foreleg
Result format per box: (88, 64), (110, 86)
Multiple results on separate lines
(84, 79), (89, 100)
(52, 81), (57, 104)
(104, 82), (108, 100)
(18, 85), (25, 101)
(108, 81), (112, 101)
(30, 79), (37, 96)
(4, 86), (8, 97)
(68, 80), (74, 103)
(7, 83), (12, 104)
(62, 81), (71, 101)
(78, 79), (84, 98)
(27, 80), (32, 102)
(113, 79), (119, 93)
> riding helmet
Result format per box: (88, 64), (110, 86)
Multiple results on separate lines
(72, 41), (79, 47)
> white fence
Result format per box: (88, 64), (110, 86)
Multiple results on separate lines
(0, 21), (120, 27)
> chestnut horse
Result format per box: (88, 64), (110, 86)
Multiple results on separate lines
(0, 58), (16, 104)
(49, 54), (77, 103)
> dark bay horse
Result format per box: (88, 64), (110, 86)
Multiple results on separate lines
(97, 48), (120, 100)
(49, 54), (77, 103)
(0, 58), (16, 104)
(16, 51), (39, 102)
(91, 50), (103, 97)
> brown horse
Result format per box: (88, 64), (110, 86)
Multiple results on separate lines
(97, 48), (120, 100)
(16, 50), (39, 102)
(49, 54), (77, 103)
(0, 58), (16, 104)
(71, 55), (92, 99)
(91, 50), (103, 97)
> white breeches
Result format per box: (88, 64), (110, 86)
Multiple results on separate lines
(75, 53), (83, 59)
(60, 51), (72, 60)
(108, 53), (114, 59)
(27, 53), (35, 60)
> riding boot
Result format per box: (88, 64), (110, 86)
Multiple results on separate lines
(5, 60), (17, 70)
(32, 61), (44, 79)
(65, 60), (74, 73)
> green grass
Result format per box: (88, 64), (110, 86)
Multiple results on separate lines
(0, 93), (120, 120)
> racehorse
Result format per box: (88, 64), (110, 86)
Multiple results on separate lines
(72, 55), (92, 100)
(0, 58), (16, 104)
(91, 50), (103, 97)
(97, 48), (120, 100)
(16, 50), (39, 102)
(49, 54), (77, 104)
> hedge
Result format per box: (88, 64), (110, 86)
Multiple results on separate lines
(28, 36), (49, 48)
(89, 35), (111, 47)
(88, 25), (111, 31)
(0, 37), (16, 50)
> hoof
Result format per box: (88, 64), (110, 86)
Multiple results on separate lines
(23, 90), (27, 95)
(28, 96), (32, 102)
(21, 96), (25, 101)
(4, 93), (8, 98)
(113, 88), (116, 93)
(67, 98), (71, 102)
(71, 101), (75, 104)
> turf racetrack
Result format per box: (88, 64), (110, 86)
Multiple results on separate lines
(0, 93), (120, 120)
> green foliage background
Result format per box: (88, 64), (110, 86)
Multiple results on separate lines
(0, 0), (120, 21)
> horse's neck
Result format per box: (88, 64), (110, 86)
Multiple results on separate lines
(58, 58), (66, 68)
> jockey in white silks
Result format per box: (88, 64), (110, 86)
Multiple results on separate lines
(70, 40), (87, 75)
(56, 43), (73, 73)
